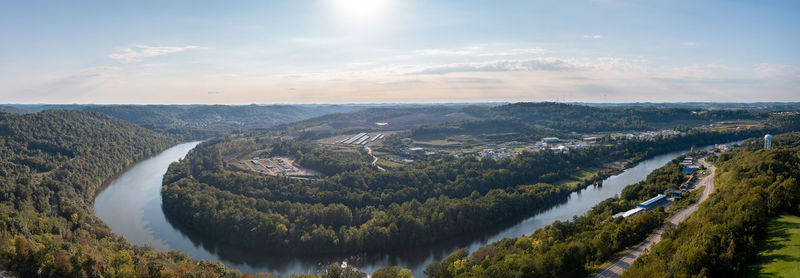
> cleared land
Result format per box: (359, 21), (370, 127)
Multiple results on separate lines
(748, 214), (800, 277)
(238, 157), (320, 177)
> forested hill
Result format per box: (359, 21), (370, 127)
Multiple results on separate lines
(623, 132), (800, 277)
(4, 104), (364, 140)
(421, 131), (800, 278)
(0, 105), (27, 114)
(0, 110), (389, 277)
(460, 102), (764, 132)
(0, 110), (238, 276)
(273, 105), (481, 139)
(161, 125), (768, 256)
(85, 104), (359, 133)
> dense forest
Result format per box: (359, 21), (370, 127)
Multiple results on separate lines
(622, 132), (800, 277)
(0, 110), (207, 276)
(161, 120), (768, 255)
(460, 102), (765, 132)
(423, 131), (800, 278)
(2, 104), (363, 140)
(0, 110), (412, 277)
(422, 157), (688, 277)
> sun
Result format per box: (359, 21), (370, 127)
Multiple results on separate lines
(329, 0), (394, 26)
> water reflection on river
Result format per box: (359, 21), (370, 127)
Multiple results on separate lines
(94, 142), (725, 277)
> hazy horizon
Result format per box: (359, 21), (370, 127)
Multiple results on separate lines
(2, 0), (798, 104)
(4, 101), (800, 106)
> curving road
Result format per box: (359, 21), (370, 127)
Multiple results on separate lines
(365, 146), (386, 171)
(595, 157), (715, 278)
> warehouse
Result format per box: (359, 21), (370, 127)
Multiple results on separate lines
(622, 207), (645, 218)
(637, 194), (667, 210)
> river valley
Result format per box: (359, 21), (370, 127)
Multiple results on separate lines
(94, 141), (728, 277)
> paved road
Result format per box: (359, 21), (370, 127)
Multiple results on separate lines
(594, 158), (715, 278)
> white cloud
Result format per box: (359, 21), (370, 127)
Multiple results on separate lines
(753, 63), (800, 79)
(408, 57), (582, 75)
(415, 47), (547, 57)
(46, 66), (121, 87)
(416, 49), (476, 56)
(583, 35), (602, 39)
(682, 42), (698, 47)
(108, 45), (199, 63)
(478, 48), (547, 56)
(668, 63), (737, 79)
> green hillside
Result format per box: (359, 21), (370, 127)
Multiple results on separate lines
(623, 132), (800, 277)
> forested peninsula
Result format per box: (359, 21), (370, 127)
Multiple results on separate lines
(160, 103), (796, 255)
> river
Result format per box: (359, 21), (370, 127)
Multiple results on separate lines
(94, 141), (730, 277)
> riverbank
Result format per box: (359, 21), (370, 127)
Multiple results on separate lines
(594, 157), (717, 278)
(93, 140), (736, 277)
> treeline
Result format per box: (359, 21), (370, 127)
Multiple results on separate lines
(623, 132), (800, 277)
(16, 104), (360, 140)
(461, 102), (765, 132)
(409, 117), (562, 141)
(423, 157), (688, 277)
(161, 123), (763, 255)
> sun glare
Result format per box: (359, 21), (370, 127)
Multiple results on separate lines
(329, 0), (394, 26)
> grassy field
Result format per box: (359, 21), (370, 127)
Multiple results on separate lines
(376, 159), (404, 169)
(748, 214), (800, 277)
(552, 168), (600, 190)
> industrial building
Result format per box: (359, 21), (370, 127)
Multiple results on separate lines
(542, 137), (560, 143)
(338, 132), (383, 145)
(622, 207), (645, 218)
(637, 194), (667, 210)
(583, 136), (603, 143)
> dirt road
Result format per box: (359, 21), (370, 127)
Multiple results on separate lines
(594, 158), (715, 278)
(365, 146), (386, 171)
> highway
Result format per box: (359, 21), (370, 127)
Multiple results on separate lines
(594, 157), (715, 278)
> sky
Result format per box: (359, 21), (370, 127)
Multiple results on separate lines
(1, 0), (798, 104)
